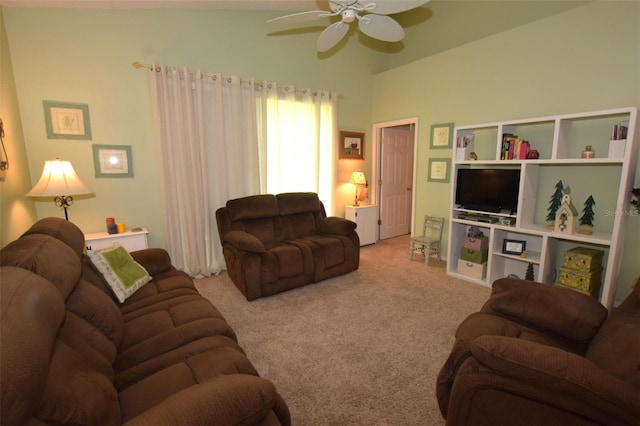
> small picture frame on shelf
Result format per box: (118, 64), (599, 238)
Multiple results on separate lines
(502, 239), (526, 255)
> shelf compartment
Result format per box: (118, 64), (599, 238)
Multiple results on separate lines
(454, 126), (498, 162)
(555, 112), (631, 160)
(531, 163), (621, 236)
(500, 120), (555, 161)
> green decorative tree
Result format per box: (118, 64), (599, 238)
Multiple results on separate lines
(546, 180), (564, 222)
(580, 195), (596, 227)
(525, 263), (534, 281)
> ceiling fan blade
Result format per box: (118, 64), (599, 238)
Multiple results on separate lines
(361, 0), (431, 16)
(317, 22), (350, 52)
(358, 14), (405, 42)
(266, 10), (332, 27)
(328, 0), (347, 13)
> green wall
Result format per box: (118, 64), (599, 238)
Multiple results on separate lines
(0, 7), (38, 246)
(2, 7), (383, 247)
(372, 1), (640, 302)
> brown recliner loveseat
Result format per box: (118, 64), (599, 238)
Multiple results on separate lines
(437, 277), (640, 425)
(216, 192), (360, 300)
(0, 217), (290, 426)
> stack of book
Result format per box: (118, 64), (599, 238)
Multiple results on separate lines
(502, 133), (530, 160)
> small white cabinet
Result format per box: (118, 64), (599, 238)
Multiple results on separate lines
(345, 205), (378, 246)
(85, 228), (149, 252)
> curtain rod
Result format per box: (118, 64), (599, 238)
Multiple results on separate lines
(131, 61), (342, 99)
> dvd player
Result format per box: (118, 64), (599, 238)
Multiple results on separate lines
(457, 214), (499, 223)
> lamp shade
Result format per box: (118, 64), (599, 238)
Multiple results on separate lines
(26, 159), (91, 197)
(348, 171), (367, 185)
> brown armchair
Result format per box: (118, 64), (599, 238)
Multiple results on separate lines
(437, 277), (640, 426)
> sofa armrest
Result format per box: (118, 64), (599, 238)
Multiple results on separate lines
(485, 278), (608, 342)
(467, 335), (639, 424)
(130, 248), (172, 276)
(123, 375), (290, 426)
(223, 231), (266, 254)
(317, 217), (357, 236)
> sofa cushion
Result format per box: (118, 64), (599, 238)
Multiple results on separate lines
(37, 340), (120, 426)
(277, 192), (322, 215)
(87, 243), (152, 303)
(227, 194), (279, 221)
(487, 278), (608, 342)
(0, 267), (65, 426)
(0, 234), (82, 299)
(21, 216), (86, 258)
(60, 280), (124, 380)
(586, 278), (640, 389)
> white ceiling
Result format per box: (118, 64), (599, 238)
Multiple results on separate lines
(0, 0), (324, 9)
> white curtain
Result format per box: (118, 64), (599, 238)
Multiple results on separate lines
(150, 66), (260, 277)
(257, 83), (337, 213)
(149, 65), (336, 276)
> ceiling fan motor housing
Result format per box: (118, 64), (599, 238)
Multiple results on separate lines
(342, 9), (357, 23)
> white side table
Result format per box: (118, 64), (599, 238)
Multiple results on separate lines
(345, 205), (377, 246)
(85, 228), (149, 252)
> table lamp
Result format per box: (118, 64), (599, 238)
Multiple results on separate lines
(26, 158), (92, 220)
(348, 171), (367, 206)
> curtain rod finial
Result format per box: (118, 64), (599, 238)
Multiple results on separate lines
(132, 61), (152, 70)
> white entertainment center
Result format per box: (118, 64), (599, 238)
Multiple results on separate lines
(446, 107), (638, 309)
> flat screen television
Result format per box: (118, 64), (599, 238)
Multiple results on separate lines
(455, 168), (520, 214)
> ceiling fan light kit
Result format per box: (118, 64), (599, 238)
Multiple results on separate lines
(267, 0), (431, 52)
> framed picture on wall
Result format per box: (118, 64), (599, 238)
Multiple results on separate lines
(92, 144), (133, 178)
(339, 131), (365, 159)
(43, 100), (92, 140)
(430, 122), (454, 149)
(428, 158), (451, 183)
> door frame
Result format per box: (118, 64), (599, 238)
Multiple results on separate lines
(372, 117), (419, 237)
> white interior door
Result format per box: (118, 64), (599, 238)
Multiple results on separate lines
(379, 125), (415, 240)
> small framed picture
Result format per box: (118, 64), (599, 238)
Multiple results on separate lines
(430, 122), (454, 149)
(92, 144), (133, 178)
(339, 131), (365, 159)
(43, 100), (92, 140)
(502, 239), (526, 255)
(427, 158), (451, 183)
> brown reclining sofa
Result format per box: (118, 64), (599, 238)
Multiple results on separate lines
(216, 192), (360, 300)
(0, 217), (290, 426)
(437, 277), (640, 425)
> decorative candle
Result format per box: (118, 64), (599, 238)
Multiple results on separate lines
(116, 223), (126, 233)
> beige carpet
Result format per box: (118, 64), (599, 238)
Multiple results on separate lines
(194, 235), (491, 425)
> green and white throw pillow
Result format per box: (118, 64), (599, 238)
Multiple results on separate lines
(87, 243), (151, 303)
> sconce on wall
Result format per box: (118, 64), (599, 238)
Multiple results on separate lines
(26, 159), (92, 220)
(348, 171), (368, 206)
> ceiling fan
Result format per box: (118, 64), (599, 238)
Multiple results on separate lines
(266, 0), (431, 52)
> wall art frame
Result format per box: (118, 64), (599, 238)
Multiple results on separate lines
(339, 131), (365, 159)
(427, 158), (451, 183)
(43, 100), (92, 140)
(92, 144), (133, 178)
(430, 122), (454, 149)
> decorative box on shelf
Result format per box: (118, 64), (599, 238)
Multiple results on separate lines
(464, 236), (488, 251)
(457, 259), (487, 280)
(608, 139), (626, 159)
(460, 247), (488, 264)
(455, 139), (475, 161)
(557, 268), (603, 297)
(563, 247), (604, 271)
